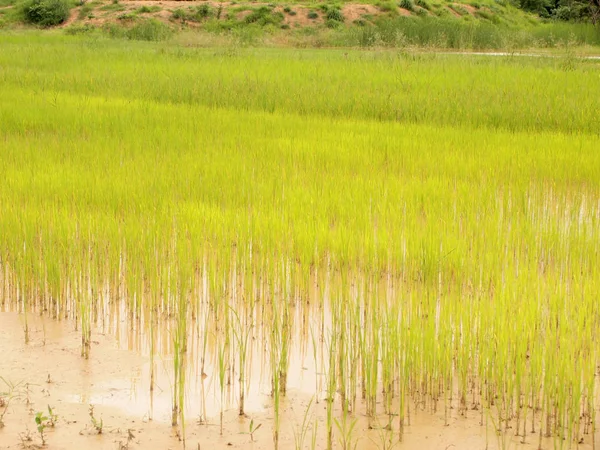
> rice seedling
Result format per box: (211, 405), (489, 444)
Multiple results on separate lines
(292, 397), (315, 450)
(0, 33), (599, 450)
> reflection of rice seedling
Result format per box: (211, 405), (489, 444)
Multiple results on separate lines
(218, 342), (227, 436)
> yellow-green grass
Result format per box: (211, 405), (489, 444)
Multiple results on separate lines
(1, 32), (599, 446)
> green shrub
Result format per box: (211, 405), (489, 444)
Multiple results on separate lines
(172, 4), (211, 22)
(135, 5), (160, 14)
(21, 0), (71, 26)
(196, 3), (211, 18)
(415, 0), (430, 9)
(244, 6), (283, 25)
(324, 5), (344, 22)
(552, 5), (584, 20)
(172, 8), (186, 20)
(399, 0), (415, 11)
(307, 10), (318, 19)
(326, 18), (342, 27)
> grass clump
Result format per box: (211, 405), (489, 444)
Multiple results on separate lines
(128, 18), (172, 40)
(117, 12), (136, 21)
(105, 18), (172, 40)
(307, 10), (318, 19)
(99, 2), (124, 11)
(378, 0), (398, 12)
(135, 5), (161, 14)
(77, 2), (93, 19)
(64, 22), (94, 33)
(448, 3), (470, 15)
(20, 0), (71, 26)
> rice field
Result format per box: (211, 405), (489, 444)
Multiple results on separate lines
(1, 32), (600, 450)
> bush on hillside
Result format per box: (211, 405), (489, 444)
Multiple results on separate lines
(21, 0), (71, 26)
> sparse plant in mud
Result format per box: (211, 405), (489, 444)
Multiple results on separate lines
(368, 417), (400, 450)
(118, 429), (136, 449)
(88, 405), (103, 434)
(45, 406), (57, 427)
(34, 411), (48, 445)
(31, 406), (57, 447)
(0, 377), (24, 428)
(18, 429), (34, 448)
(241, 418), (262, 442)
(293, 398), (316, 450)
(334, 410), (359, 450)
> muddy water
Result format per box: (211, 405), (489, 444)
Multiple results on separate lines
(1, 312), (597, 450)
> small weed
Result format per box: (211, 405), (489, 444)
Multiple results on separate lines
(307, 10), (318, 19)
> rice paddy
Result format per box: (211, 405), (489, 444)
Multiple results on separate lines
(1, 32), (600, 450)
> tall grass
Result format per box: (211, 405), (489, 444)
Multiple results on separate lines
(0, 33), (599, 448)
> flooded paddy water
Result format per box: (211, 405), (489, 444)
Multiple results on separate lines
(1, 258), (599, 450)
